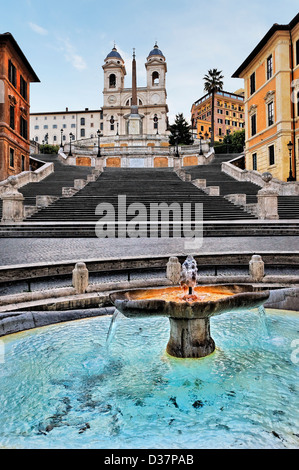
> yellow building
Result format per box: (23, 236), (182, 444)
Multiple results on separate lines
(233, 12), (299, 182)
(191, 90), (245, 142)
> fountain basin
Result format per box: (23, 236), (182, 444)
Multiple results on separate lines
(109, 285), (270, 358)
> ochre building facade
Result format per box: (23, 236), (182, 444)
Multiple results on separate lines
(233, 13), (299, 182)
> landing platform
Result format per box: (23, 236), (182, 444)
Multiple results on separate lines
(0, 236), (298, 267)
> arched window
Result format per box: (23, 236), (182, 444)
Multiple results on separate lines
(110, 116), (115, 131)
(109, 74), (116, 88)
(126, 98), (143, 106)
(152, 71), (159, 86)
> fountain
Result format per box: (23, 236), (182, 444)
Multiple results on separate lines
(110, 256), (270, 358)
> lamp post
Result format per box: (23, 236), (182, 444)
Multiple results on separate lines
(116, 122), (119, 136)
(68, 132), (74, 157)
(287, 140), (295, 182)
(174, 131), (179, 158)
(97, 130), (102, 158)
(199, 132), (203, 155)
(60, 129), (64, 147)
(226, 129), (231, 154)
(45, 133), (48, 145)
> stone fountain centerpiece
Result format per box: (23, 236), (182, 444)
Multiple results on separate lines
(110, 256), (270, 358)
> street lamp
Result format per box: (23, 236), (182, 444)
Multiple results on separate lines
(97, 130), (102, 158)
(174, 131), (179, 158)
(287, 140), (295, 182)
(226, 129), (231, 154)
(199, 132), (203, 155)
(60, 129), (64, 147)
(68, 132), (74, 156)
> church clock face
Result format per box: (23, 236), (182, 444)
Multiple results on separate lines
(108, 95), (116, 104)
(151, 93), (160, 104)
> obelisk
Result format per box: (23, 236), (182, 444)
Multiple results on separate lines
(128, 48), (142, 135)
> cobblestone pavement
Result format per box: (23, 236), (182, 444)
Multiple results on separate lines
(0, 236), (298, 267)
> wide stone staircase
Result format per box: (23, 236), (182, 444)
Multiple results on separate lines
(1, 153), (299, 237)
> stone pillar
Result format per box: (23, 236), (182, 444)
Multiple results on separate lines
(173, 157), (182, 171)
(166, 317), (215, 358)
(257, 172), (279, 220)
(1, 176), (24, 223)
(72, 262), (89, 294)
(249, 255), (264, 282)
(166, 257), (181, 284)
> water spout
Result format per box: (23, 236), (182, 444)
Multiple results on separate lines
(106, 309), (121, 347)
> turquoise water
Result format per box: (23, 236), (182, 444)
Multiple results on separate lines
(0, 309), (298, 449)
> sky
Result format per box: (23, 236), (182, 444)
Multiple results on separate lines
(1, 0), (299, 124)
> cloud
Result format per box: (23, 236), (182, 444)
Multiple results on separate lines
(29, 22), (48, 36)
(61, 39), (87, 71)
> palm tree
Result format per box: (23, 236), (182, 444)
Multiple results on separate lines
(203, 69), (224, 148)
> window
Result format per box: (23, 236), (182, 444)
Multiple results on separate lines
(250, 72), (256, 95)
(100, 111), (103, 120)
(152, 71), (159, 86)
(100, 122), (103, 131)
(9, 106), (15, 129)
(43, 125), (48, 129)
(269, 145), (275, 166)
(268, 101), (274, 126)
(53, 125), (57, 129)
(71, 124), (76, 128)
(80, 128), (85, 137)
(20, 76), (28, 100)
(91, 123), (94, 128)
(63, 124), (67, 129)
(9, 148), (14, 167)
(225, 119), (230, 125)
(80, 118), (85, 126)
(251, 114), (257, 136)
(20, 117), (28, 140)
(218, 109), (223, 114)
(226, 110), (229, 116)
(109, 74), (116, 88)
(296, 39), (299, 66)
(34, 125), (39, 130)
(267, 55), (273, 80)
(252, 153), (257, 171)
(217, 118), (223, 124)
(53, 136), (57, 142)
(8, 60), (16, 87)
(218, 128), (222, 136)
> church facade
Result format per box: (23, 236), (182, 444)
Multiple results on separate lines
(30, 44), (169, 145)
(102, 44), (169, 137)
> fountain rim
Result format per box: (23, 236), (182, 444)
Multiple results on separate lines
(109, 284), (270, 319)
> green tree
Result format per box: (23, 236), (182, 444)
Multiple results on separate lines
(203, 69), (224, 147)
(40, 144), (60, 154)
(169, 113), (193, 146)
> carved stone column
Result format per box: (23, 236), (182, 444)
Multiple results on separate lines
(257, 172), (279, 220)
